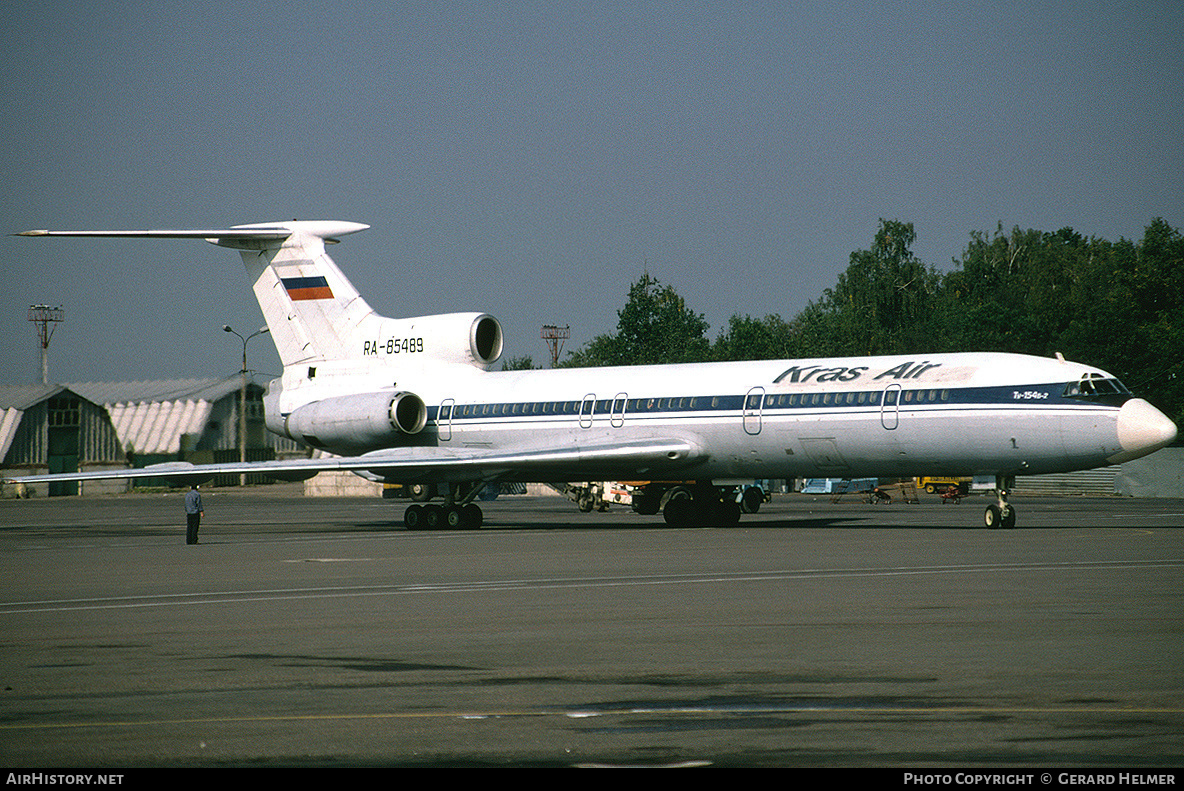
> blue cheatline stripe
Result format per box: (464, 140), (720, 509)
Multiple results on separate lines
(423, 383), (1122, 424)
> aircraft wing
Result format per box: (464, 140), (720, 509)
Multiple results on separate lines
(2, 438), (703, 487)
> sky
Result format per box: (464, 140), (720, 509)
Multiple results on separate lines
(2, 0), (1181, 385)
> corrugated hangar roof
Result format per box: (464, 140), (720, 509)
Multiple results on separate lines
(67, 376), (251, 456)
(0, 383), (69, 411)
(67, 377), (245, 406)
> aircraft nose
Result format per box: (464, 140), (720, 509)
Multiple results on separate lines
(1109, 398), (1178, 463)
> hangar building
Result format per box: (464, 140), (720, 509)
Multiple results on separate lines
(1, 376), (304, 496)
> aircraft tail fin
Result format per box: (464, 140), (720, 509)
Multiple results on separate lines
(220, 221), (377, 367)
(16, 221), (376, 368)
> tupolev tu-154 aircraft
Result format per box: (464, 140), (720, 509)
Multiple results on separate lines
(9, 220), (1178, 530)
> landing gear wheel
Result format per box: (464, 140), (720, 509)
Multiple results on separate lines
(404, 504), (424, 530)
(424, 504), (443, 529)
(740, 487), (763, 514)
(444, 506), (464, 529)
(663, 497), (695, 527)
(984, 504), (1017, 529)
(462, 503), (483, 529)
(633, 493), (661, 515)
(409, 483), (434, 502)
(986, 476), (1017, 529)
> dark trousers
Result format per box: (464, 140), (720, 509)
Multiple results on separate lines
(186, 513), (201, 544)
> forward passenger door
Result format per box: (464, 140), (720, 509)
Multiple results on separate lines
(744, 387), (765, 435)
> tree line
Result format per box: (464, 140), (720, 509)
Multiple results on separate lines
(506, 218), (1183, 427)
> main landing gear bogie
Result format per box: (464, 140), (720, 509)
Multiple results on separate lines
(402, 481), (488, 530)
(404, 502), (483, 530)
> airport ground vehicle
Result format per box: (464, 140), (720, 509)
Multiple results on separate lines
(915, 476), (972, 495)
(553, 480), (770, 520)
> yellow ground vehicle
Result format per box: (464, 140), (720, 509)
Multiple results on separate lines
(915, 477), (971, 495)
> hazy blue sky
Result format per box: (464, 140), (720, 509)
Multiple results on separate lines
(3, 1), (1181, 384)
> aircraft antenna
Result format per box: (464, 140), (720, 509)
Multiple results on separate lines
(540, 324), (570, 368)
(28, 304), (64, 384)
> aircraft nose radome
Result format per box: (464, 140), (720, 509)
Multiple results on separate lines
(1111, 398), (1178, 463)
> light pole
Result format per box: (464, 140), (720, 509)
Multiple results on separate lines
(223, 325), (270, 486)
(28, 305), (64, 384)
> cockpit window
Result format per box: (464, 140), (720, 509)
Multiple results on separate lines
(1063, 374), (1131, 405)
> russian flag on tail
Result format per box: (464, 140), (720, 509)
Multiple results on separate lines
(281, 275), (334, 301)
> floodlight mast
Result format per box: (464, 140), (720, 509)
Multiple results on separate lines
(540, 324), (570, 368)
(28, 305), (64, 384)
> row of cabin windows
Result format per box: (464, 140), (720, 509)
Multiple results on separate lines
(447, 396), (748, 420)
(767, 389), (951, 407)
(442, 389), (955, 420)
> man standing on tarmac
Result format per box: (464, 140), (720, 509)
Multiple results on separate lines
(185, 484), (204, 545)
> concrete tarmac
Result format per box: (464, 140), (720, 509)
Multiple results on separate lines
(1, 485), (1182, 768)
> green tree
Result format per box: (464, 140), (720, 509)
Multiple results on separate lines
(501, 355), (539, 371)
(797, 219), (940, 355)
(712, 314), (800, 361)
(1119, 219), (1184, 424)
(562, 274), (711, 366)
(935, 224), (1051, 354)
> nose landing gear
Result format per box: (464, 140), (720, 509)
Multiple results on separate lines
(984, 476), (1016, 529)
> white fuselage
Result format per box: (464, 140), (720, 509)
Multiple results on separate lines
(267, 350), (1168, 484)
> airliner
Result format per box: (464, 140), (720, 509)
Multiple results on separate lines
(9, 221), (1178, 530)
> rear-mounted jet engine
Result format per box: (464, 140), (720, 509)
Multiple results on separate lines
(278, 391), (427, 453)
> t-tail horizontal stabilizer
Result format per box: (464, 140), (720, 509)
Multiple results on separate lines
(15, 221), (376, 367)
